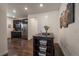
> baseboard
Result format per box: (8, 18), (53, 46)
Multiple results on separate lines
(3, 53), (8, 56)
(58, 42), (71, 56)
(0, 50), (8, 56)
(59, 43), (66, 56)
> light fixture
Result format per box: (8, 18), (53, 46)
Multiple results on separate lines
(45, 15), (48, 19)
(13, 9), (16, 13)
(13, 16), (15, 18)
(40, 3), (43, 7)
(25, 7), (28, 10)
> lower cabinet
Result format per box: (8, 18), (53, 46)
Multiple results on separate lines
(11, 31), (22, 38)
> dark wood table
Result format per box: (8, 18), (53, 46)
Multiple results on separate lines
(33, 33), (54, 56)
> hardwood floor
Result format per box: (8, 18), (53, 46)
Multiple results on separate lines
(8, 38), (64, 56)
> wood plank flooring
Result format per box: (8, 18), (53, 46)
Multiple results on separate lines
(8, 39), (64, 56)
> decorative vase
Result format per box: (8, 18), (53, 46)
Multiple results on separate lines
(44, 25), (49, 36)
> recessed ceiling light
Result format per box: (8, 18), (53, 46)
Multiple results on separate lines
(45, 15), (48, 19)
(13, 10), (16, 13)
(25, 7), (28, 10)
(40, 3), (43, 7)
(13, 16), (15, 18)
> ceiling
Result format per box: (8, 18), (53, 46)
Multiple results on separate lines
(7, 3), (61, 18)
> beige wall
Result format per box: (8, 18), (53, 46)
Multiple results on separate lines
(0, 5), (8, 55)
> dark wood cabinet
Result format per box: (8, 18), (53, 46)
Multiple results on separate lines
(33, 33), (54, 56)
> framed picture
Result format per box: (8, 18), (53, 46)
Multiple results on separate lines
(60, 3), (75, 28)
(67, 3), (75, 24)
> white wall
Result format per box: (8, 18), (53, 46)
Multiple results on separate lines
(0, 6), (8, 55)
(58, 3), (79, 56)
(28, 17), (38, 40)
(28, 11), (59, 42)
(7, 17), (13, 39)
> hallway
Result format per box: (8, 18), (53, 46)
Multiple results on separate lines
(0, 3), (79, 56)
